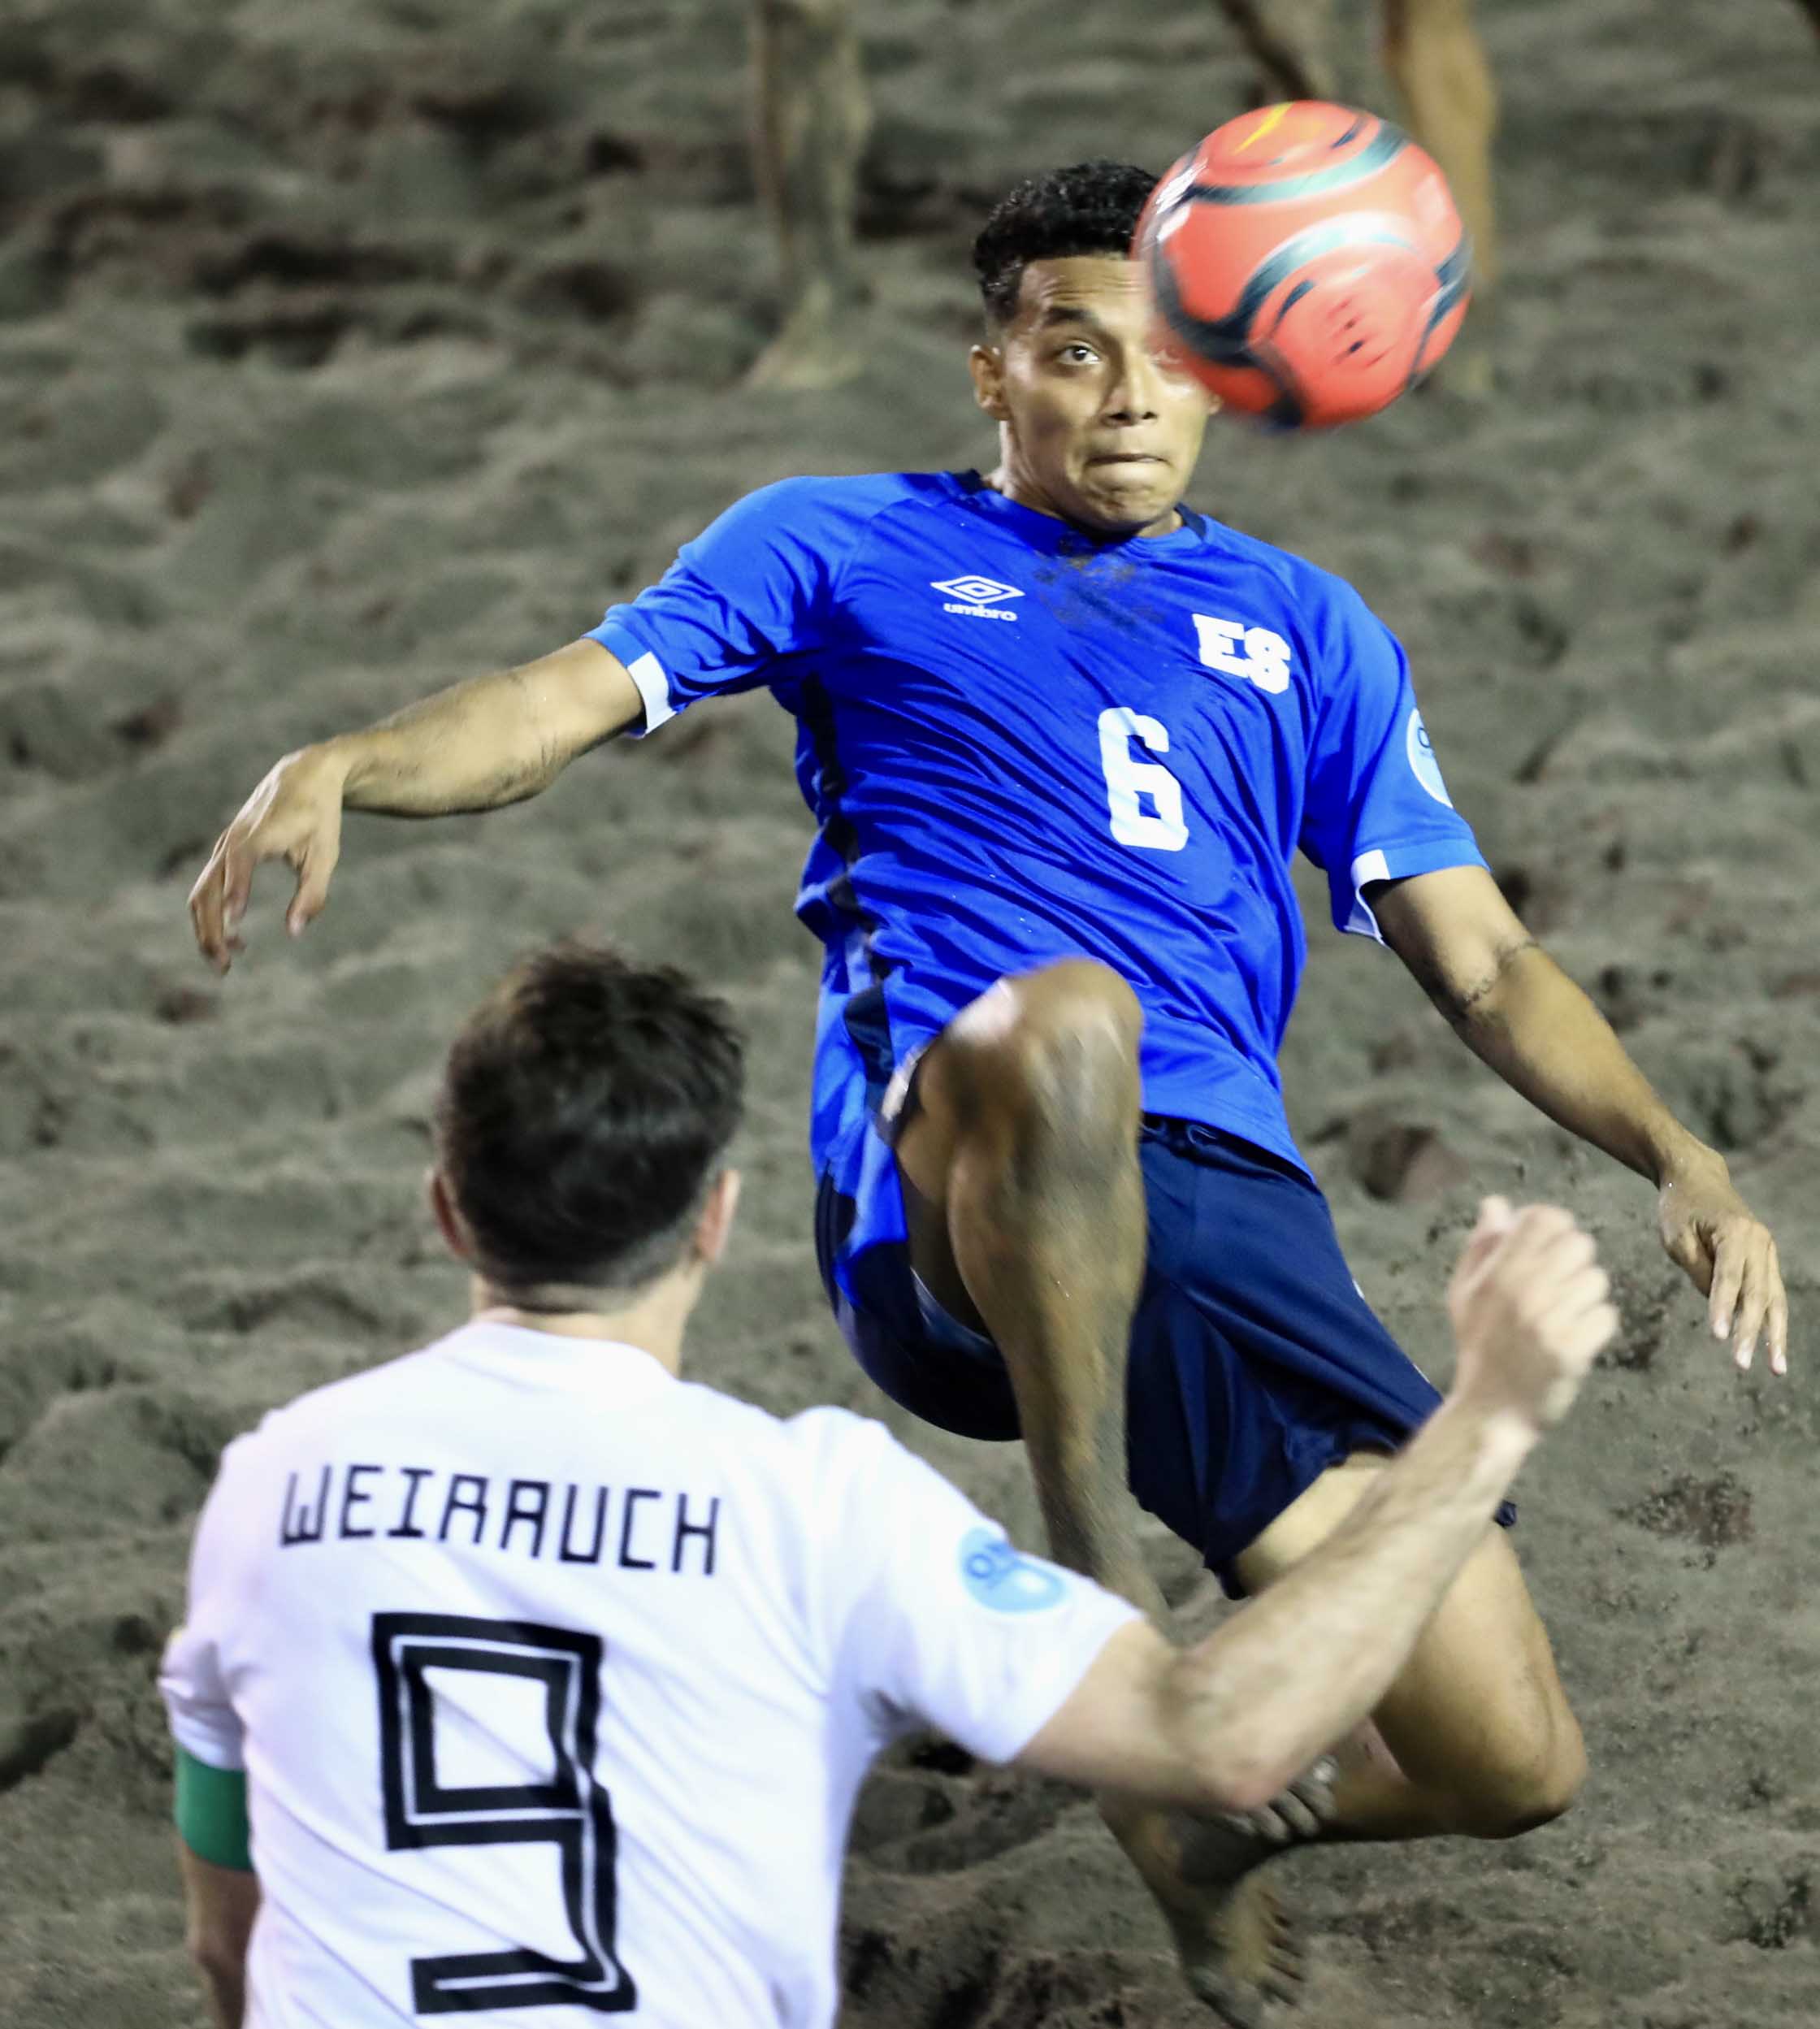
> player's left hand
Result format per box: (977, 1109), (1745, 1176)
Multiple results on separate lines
(1656, 1155), (1788, 1377)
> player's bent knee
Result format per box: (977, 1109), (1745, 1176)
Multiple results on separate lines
(1455, 1718), (1588, 1839)
(944, 963), (1142, 1130)
(1010, 960), (1144, 1062)
(1531, 1719), (1590, 1827)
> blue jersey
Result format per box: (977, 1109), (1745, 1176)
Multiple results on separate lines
(591, 470), (1484, 1181)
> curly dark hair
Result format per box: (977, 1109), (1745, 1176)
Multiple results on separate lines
(435, 941), (744, 1298)
(972, 160), (1158, 326)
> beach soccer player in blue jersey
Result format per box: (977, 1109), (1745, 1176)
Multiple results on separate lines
(191, 161), (1788, 2018)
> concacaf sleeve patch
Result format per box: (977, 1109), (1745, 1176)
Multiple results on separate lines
(958, 1527), (1068, 1613)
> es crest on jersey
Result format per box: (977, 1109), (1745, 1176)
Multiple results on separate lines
(1193, 612), (1294, 694)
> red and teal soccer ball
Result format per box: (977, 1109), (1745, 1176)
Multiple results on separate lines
(1134, 100), (1471, 428)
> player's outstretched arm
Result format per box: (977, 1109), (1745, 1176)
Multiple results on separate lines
(1372, 863), (1788, 1376)
(1019, 1200), (1617, 1813)
(188, 639), (644, 973)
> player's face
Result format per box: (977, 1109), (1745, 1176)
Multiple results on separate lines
(970, 255), (1215, 537)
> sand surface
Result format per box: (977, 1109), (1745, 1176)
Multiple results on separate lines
(2, 0), (1818, 2022)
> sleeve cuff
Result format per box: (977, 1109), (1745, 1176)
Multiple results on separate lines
(1339, 837), (1488, 942)
(589, 622), (674, 737)
(970, 1593), (1146, 1766)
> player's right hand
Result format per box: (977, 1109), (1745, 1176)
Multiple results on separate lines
(188, 746), (348, 973)
(1446, 1198), (1620, 1434)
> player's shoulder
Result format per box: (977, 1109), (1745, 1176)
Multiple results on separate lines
(719, 469), (944, 538)
(1191, 510), (1367, 622)
(221, 1333), (457, 1468)
(660, 1396), (926, 1593)
(665, 1394), (889, 1480)
(775, 1400), (895, 1472)
(774, 1403), (960, 1520)
(654, 1384), (891, 1490)
(710, 475), (957, 564)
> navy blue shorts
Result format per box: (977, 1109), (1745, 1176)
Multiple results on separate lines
(817, 1109), (1514, 1598)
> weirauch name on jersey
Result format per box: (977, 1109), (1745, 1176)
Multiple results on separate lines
(276, 1461), (723, 1575)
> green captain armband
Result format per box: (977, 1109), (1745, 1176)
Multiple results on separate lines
(174, 1744), (253, 1872)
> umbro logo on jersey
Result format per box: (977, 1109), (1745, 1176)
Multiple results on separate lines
(933, 574), (1022, 622)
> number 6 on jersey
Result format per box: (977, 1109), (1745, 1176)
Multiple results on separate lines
(1098, 706), (1189, 852)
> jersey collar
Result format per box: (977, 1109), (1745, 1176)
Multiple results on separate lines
(434, 1320), (680, 1407)
(946, 468), (1209, 556)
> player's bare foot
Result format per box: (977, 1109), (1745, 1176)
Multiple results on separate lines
(745, 293), (863, 390)
(1414, 331), (1494, 404)
(1170, 1871), (1306, 2027)
(1439, 334), (1496, 401)
(1104, 1780), (1330, 2023)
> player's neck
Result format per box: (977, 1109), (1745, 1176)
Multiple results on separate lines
(981, 462), (1182, 540)
(468, 1271), (696, 1378)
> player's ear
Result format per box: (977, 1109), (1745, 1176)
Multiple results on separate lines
(427, 1168), (473, 1264)
(969, 339), (1011, 423)
(694, 1168), (741, 1269)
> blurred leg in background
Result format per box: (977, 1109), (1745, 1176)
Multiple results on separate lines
(1381, 0), (1497, 389)
(1212, 0), (1340, 101)
(748, 0), (871, 389)
(1215, 0), (1498, 393)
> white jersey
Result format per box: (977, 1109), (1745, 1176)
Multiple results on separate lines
(160, 1320), (1138, 2028)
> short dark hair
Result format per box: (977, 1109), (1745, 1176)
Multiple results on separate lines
(972, 160), (1158, 327)
(434, 942), (744, 1299)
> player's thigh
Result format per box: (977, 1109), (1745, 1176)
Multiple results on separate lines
(893, 1127), (981, 1334)
(1233, 1453), (1584, 1808)
(894, 960), (1141, 1324)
